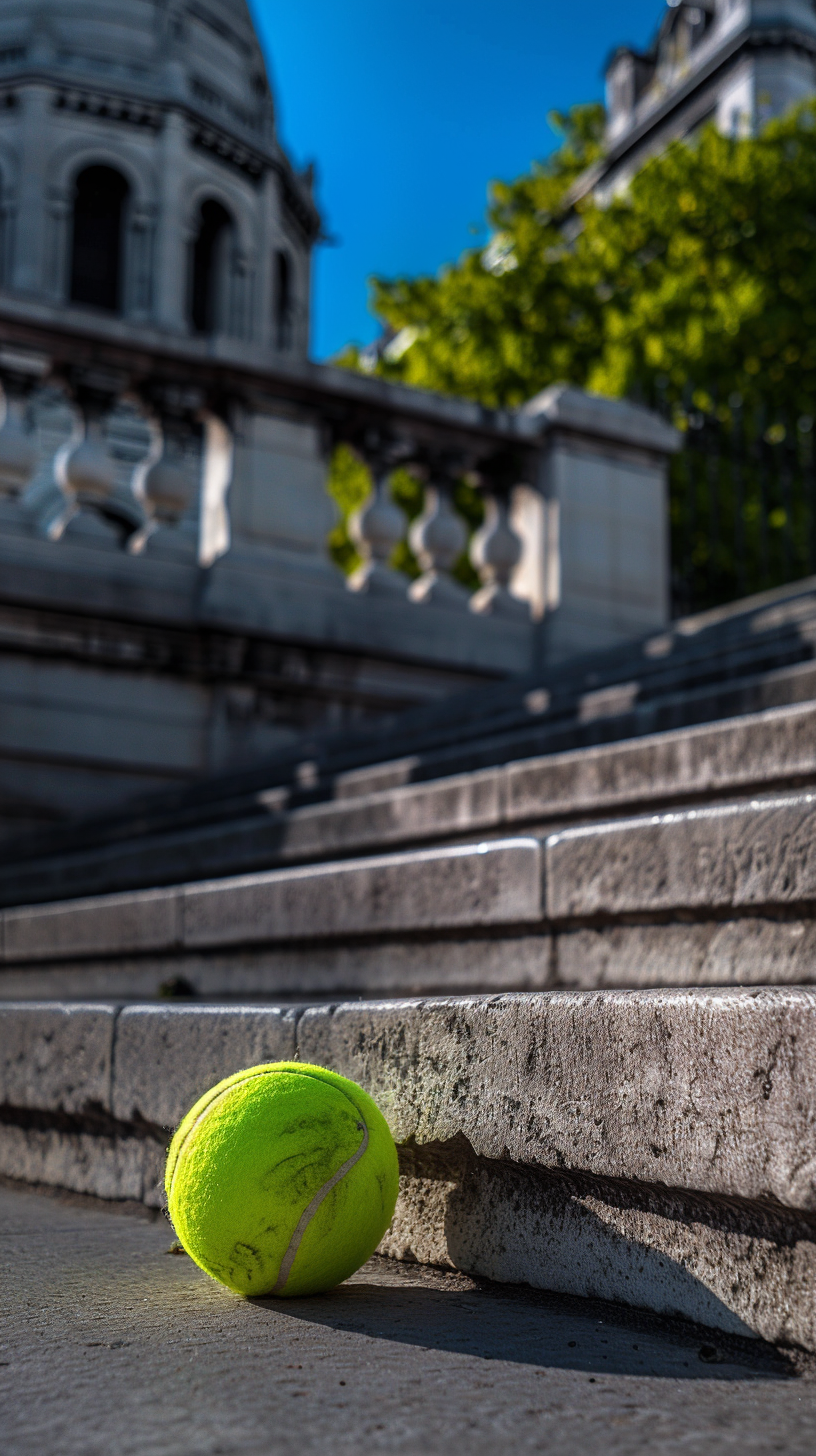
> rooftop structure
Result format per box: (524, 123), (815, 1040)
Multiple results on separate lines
(576, 0), (816, 201)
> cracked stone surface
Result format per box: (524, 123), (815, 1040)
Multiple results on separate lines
(3, 1180), (816, 1456)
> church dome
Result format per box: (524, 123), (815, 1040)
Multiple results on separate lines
(0, 1), (275, 148)
(0, 1), (317, 355)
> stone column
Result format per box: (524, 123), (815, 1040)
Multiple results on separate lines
(257, 171), (277, 350)
(11, 84), (53, 297)
(44, 186), (72, 303)
(228, 247), (253, 341)
(153, 110), (189, 331)
(126, 204), (157, 321)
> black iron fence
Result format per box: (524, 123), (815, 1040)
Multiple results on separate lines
(649, 391), (816, 617)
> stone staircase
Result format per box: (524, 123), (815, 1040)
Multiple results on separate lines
(5, 577), (816, 1351)
(3, 572), (816, 907)
(3, 758), (816, 1002)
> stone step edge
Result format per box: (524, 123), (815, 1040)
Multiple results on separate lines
(8, 788), (816, 965)
(6, 697), (816, 914)
(3, 990), (816, 1350)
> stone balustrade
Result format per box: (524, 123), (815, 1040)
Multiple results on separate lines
(0, 356), (210, 557)
(0, 311), (680, 642)
(0, 300), (679, 831)
(0, 354), (532, 620)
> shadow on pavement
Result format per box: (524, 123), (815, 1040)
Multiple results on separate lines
(251, 1261), (799, 1383)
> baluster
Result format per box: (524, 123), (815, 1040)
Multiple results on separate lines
(21, 383), (82, 539)
(347, 466), (409, 596)
(113, 401), (197, 557)
(408, 483), (468, 608)
(140, 425), (197, 527)
(198, 410), (233, 567)
(61, 392), (148, 546)
(60, 410), (118, 524)
(469, 493), (529, 619)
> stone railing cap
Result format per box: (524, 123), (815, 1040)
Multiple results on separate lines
(520, 382), (681, 455)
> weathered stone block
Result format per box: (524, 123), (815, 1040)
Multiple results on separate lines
(0, 1124), (165, 1205)
(3, 888), (179, 964)
(505, 700), (816, 825)
(5, 990), (816, 1347)
(546, 793), (816, 918)
(279, 768), (503, 862)
(182, 839), (544, 948)
(297, 988), (816, 1209)
(0, 1002), (115, 1111)
(111, 1004), (298, 1129)
(555, 920), (816, 990)
(384, 1158), (816, 1349)
(0, 933), (554, 1001)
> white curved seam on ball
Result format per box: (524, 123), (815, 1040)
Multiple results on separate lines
(272, 1117), (370, 1296)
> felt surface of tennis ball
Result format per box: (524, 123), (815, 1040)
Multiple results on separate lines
(165, 1061), (400, 1298)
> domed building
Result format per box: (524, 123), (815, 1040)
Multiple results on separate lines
(0, 0), (316, 349)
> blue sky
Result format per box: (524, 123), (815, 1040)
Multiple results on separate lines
(252, 0), (663, 359)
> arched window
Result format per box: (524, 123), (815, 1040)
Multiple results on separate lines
(275, 249), (293, 349)
(69, 165), (129, 312)
(190, 200), (232, 334)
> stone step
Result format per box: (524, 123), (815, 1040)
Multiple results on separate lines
(5, 790), (816, 999)
(5, 690), (816, 911)
(3, 990), (816, 1350)
(4, 575), (816, 906)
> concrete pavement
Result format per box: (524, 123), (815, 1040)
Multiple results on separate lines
(2, 1179), (816, 1455)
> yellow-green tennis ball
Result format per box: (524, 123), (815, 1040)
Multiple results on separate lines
(165, 1061), (399, 1298)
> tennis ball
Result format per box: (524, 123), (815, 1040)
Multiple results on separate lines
(165, 1061), (399, 1298)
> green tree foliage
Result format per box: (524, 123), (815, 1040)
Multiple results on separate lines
(358, 100), (816, 417)
(326, 443), (370, 576)
(330, 101), (816, 606)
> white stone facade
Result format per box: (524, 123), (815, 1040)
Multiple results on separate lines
(0, 0), (315, 352)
